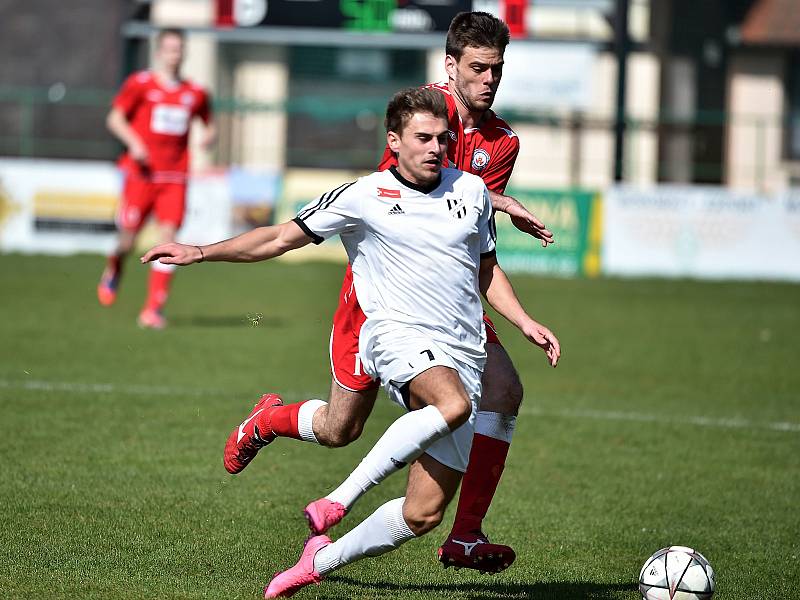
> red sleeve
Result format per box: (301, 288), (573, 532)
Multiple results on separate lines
(195, 89), (212, 124)
(112, 74), (143, 117)
(481, 137), (519, 194)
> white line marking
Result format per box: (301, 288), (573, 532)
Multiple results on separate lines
(0, 378), (226, 398)
(520, 406), (800, 433)
(2, 378), (798, 434)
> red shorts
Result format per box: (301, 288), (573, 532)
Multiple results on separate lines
(329, 265), (503, 393)
(117, 170), (187, 232)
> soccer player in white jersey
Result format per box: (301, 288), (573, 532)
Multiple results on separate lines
(141, 88), (559, 597)
(223, 13), (553, 574)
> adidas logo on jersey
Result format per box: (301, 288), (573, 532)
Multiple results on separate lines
(446, 198), (467, 219)
(388, 204), (405, 215)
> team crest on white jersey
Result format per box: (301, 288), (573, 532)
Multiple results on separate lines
(445, 197), (467, 219)
(471, 148), (490, 171)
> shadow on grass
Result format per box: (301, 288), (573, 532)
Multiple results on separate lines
(324, 576), (637, 599)
(169, 315), (286, 328)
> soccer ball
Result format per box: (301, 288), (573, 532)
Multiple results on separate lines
(638, 546), (715, 600)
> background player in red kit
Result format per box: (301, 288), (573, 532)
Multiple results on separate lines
(224, 12), (552, 573)
(97, 28), (216, 329)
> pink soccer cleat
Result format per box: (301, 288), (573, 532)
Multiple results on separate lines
(304, 498), (347, 535)
(223, 393), (283, 474)
(263, 534), (331, 598)
(437, 530), (516, 574)
(97, 270), (119, 306)
(137, 308), (167, 329)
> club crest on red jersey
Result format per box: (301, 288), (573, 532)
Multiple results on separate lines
(377, 187), (401, 198)
(180, 91), (195, 106)
(471, 148), (490, 171)
(448, 130), (457, 141)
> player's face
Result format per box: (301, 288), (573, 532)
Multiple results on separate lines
(156, 34), (184, 73)
(388, 112), (449, 186)
(446, 46), (504, 113)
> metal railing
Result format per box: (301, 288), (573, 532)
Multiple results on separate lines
(0, 84), (792, 189)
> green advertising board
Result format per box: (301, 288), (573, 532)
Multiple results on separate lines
(495, 188), (602, 277)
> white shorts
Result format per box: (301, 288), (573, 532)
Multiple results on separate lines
(360, 323), (484, 473)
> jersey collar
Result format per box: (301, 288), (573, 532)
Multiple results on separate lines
(389, 165), (442, 194)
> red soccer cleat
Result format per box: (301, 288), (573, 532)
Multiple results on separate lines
(263, 534), (331, 598)
(304, 498), (347, 535)
(223, 393), (283, 474)
(437, 531), (516, 574)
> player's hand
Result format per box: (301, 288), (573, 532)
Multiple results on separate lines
(521, 320), (561, 367)
(199, 127), (217, 150)
(129, 139), (149, 165)
(140, 243), (203, 266)
(504, 198), (555, 247)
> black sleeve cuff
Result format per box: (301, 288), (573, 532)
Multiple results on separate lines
(480, 249), (497, 259)
(292, 217), (324, 245)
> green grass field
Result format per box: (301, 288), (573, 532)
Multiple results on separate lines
(1, 253), (798, 599)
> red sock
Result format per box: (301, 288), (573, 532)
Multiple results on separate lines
(263, 400), (311, 440)
(451, 433), (510, 535)
(103, 254), (124, 282)
(144, 269), (173, 312)
(107, 254), (122, 274)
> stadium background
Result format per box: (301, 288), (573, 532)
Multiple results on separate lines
(0, 1), (798, 599)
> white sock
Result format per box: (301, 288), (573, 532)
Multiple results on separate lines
(313, 497), (414, 574)
(297, 399), (326, 443)
(474, 410), (516, 443)
(151, 260), (177, 273)
(325, 405), (449, 509)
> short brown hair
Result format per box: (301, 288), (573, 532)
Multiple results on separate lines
(385, 87), (448, 136)
(445, 12), (510, 60)
(156, 28), (185, 46)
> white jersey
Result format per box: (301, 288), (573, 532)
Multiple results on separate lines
(294, 166), (496, 368)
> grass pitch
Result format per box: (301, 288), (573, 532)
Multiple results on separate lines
(0, 253), (798, 599)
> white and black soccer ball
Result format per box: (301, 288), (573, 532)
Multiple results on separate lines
(639, 546), (715, 600)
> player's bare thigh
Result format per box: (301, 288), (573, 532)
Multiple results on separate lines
(403, 453), (462, 536)
(479, 343), (524, 416)
(406, 366), (471, 427)
(312, 381), (378, 448)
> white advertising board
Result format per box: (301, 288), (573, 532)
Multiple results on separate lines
(603, 185), (800, 281)
(492, 41), (595, 112)
(0, 158), (232, 255)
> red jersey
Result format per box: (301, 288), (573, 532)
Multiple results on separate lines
(113, 70), (212, 182)
(379, 81), (519, 194)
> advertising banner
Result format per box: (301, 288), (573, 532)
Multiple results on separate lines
(603, 185), (800, 281)
(495, 187), (602, 277)
(0, 159), (233, 255)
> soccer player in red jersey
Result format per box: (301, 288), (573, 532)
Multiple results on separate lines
(97, 28), (215, 328)
(224, 12), (552, 573)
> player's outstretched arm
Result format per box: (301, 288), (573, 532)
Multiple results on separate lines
(478, 255), (560, 367)
(140, 220), (313, 266)
(488, 190), (555, 248)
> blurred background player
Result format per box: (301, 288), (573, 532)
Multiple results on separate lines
(97, 28), (216, 329)
(223, 12), (552, 574)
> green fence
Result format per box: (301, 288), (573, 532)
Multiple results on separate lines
(0, 84), (790, 187)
